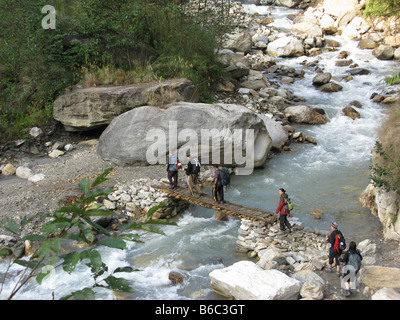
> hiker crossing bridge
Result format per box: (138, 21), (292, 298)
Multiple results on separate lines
(153, 184), (275, 222)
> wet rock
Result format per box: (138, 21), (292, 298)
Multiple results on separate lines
(372, 45), (395, 60)
(358, 38), (378, 50)
(318, 82), (343, 93)
(342, 106), (361, 120)
(312, 72), (332, 86)
(169, 271), (186, 284)
(284, 105), (329, 124)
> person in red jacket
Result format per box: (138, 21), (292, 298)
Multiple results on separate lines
(275, 188), (292, 232)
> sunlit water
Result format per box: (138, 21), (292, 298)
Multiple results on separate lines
(1, 3), (399, 300)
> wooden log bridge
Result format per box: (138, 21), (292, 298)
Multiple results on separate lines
(153, 184), (275, 222)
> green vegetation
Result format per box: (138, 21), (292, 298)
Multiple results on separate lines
(0, 0), (232, 141)
(0, 168), (175, 300)
(363, 0), (400, 17)
(370, 106), (400, 195)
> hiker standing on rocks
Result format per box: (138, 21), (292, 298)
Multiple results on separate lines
(326, 222), (345, 275)
(212, 165), (224, 204)
(167, 152), (181, 189)
(340, 241), (363, 297)
(184, 155), (202, 196)
(275, 188), (292, 232)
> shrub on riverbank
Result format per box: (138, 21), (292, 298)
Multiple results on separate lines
(0, 0), (231, 141)
(363, 0), (400, 17)
(371, 104), (400, 194)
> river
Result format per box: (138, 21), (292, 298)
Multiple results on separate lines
(1, 3), (398, 300)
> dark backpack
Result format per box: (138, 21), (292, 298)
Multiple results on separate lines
(347, 251), (362, 272)
(218, 167), (230, 187)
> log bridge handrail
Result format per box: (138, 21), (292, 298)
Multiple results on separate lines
(153, 184), (274, 222)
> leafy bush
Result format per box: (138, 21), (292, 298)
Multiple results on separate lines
(0, 168), (175, 300)
(371, 105), (400, 194)
(363, 0), (400, 17)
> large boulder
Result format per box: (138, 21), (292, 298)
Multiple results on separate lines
(267, 36), (304, 58)
(372, 45), (395, 60)
(361, 266), (400, 289)
(53, 78), (199, 132)
(98, 102), (272, 170)
(291, 16), (323, 38)
(209, 261), (301, 300)
(284, 105), (329, 124)
(227, 31), (253, 53)
(323, 0), (359, 18)
(257, 115), (290, 151)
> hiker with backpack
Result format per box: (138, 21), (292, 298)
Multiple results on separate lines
(166, 152), (182, 189)
(184, 155), (202, 196)
(212, 165), (226, 204)
(275, 188), (292, 233)
(340, 241), (363, 297)
(326, 222), (346, 275)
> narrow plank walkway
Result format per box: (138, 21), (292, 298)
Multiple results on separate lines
(153, 184), (274, 222)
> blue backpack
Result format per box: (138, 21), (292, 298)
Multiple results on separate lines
(218, 167), (230, 187)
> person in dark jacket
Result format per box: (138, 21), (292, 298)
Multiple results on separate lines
(326, 222), (343, 275)
(184, 155), (202, 196)
(212, 165), (224, 204)
(340, 241), (363, 297)
(275, 188), (292, 232)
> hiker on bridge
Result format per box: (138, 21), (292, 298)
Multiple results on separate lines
(184, 155), (202, 196)
(167, 152), (182, 189)
(275, 188), (292, 233)
(212, 164), (225, 204)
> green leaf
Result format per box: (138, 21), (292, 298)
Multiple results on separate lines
(72, 288), (95, 300)
(14, 259), (44, 270)
(84, 209), (116, 217)
(85, 187), (114, 204)
(145, 219), (178, 226)
(146, 201), (167, 218)
(138, 224), (165, 235)
(0, 218), (20, 234)
(114, 266), (136, 273)
(103, 275), (132, 293)
(36, 238), (61, 260)
(62, 252), (81, 273)
(21, 213), (40, 227)
(118, 233), (142, 242)
(91, 167), (113, 188)
(21, 235), (46, 241)
(79, 176), (91, 194)
(78, 222), (95, 243)
(56, 205), (84, 215)
(83, 217), (111, 237)
(36, 266), (54, 285)
(99, 237), (126, 250)
(87, 249), (103, 274)
(0, 249), (10, 256)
